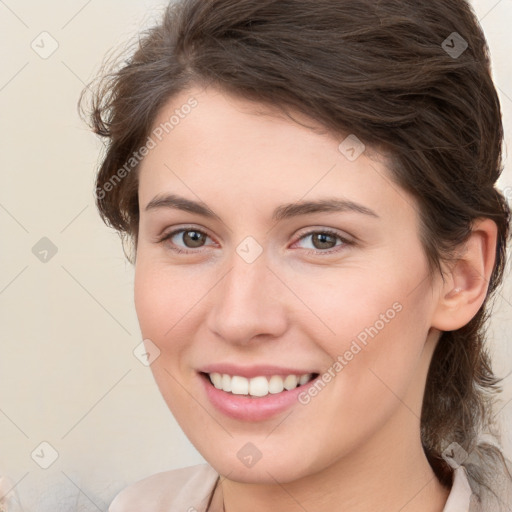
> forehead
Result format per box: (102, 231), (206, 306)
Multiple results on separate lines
(148, 84), (344, 163)
(137, 84), (411, 223)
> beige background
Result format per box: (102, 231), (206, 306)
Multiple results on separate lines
(0, 1), (511, 510)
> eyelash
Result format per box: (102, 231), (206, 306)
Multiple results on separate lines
(157, 226), (353, 256)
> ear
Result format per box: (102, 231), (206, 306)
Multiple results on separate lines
(431, 218), (498, 332)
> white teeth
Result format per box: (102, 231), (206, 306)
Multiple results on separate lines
(221, 373), (231, 392)
(268, 375), (284, 394)
(249, 376), (269, 397)
(283, 375), (298, 390)
(299, 374), (311, 385)
(231, 375), (249, 395)
(207, 372), (314, 397)
(210, 372), (223, 389)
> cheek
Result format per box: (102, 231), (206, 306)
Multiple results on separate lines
(134, 260), (197, 414)
(288, 293), (431, 469)
(296, 259), (432, 418)
(289, 259), (422, 358)
(134, 257), (200, 342)
(133, 255), (213, 406)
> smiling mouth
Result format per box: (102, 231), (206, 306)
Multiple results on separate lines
(201, 372), (319, 398)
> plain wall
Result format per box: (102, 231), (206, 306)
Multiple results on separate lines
(0, 1), (511, 510)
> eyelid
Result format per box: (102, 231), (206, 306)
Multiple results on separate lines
(293, 226), (354, 243)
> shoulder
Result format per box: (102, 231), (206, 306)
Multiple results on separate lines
(109, 463), (219, 512)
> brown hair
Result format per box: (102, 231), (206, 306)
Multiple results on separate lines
(79, 0), (512, 507)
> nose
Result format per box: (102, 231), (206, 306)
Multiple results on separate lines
(206, 248), (288, 346)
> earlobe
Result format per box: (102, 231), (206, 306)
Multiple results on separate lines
(430, 218), (497, 332)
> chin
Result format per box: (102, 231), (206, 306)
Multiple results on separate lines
(201, 445), (320, 484)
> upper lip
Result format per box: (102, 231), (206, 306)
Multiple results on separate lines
(198, 363), (318, 379)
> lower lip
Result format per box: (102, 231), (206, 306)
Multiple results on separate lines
(199, 373), (319, 421)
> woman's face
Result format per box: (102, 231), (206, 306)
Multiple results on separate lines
(134, 84), (444, 483)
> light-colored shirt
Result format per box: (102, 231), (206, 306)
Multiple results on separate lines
(108, 463), (476, 512)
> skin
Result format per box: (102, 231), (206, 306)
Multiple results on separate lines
(133, 83), (497, 512)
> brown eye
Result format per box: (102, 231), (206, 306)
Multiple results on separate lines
(179, 230), (207, 248)
(294, 229), (352, 255)
(310, 232), (338, 250)
(159, 228), (214, 254)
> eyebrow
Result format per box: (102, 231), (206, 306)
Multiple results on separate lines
(144, 193), (380, 221)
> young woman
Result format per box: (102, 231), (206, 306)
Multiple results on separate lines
(80, 0), (512, 510)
